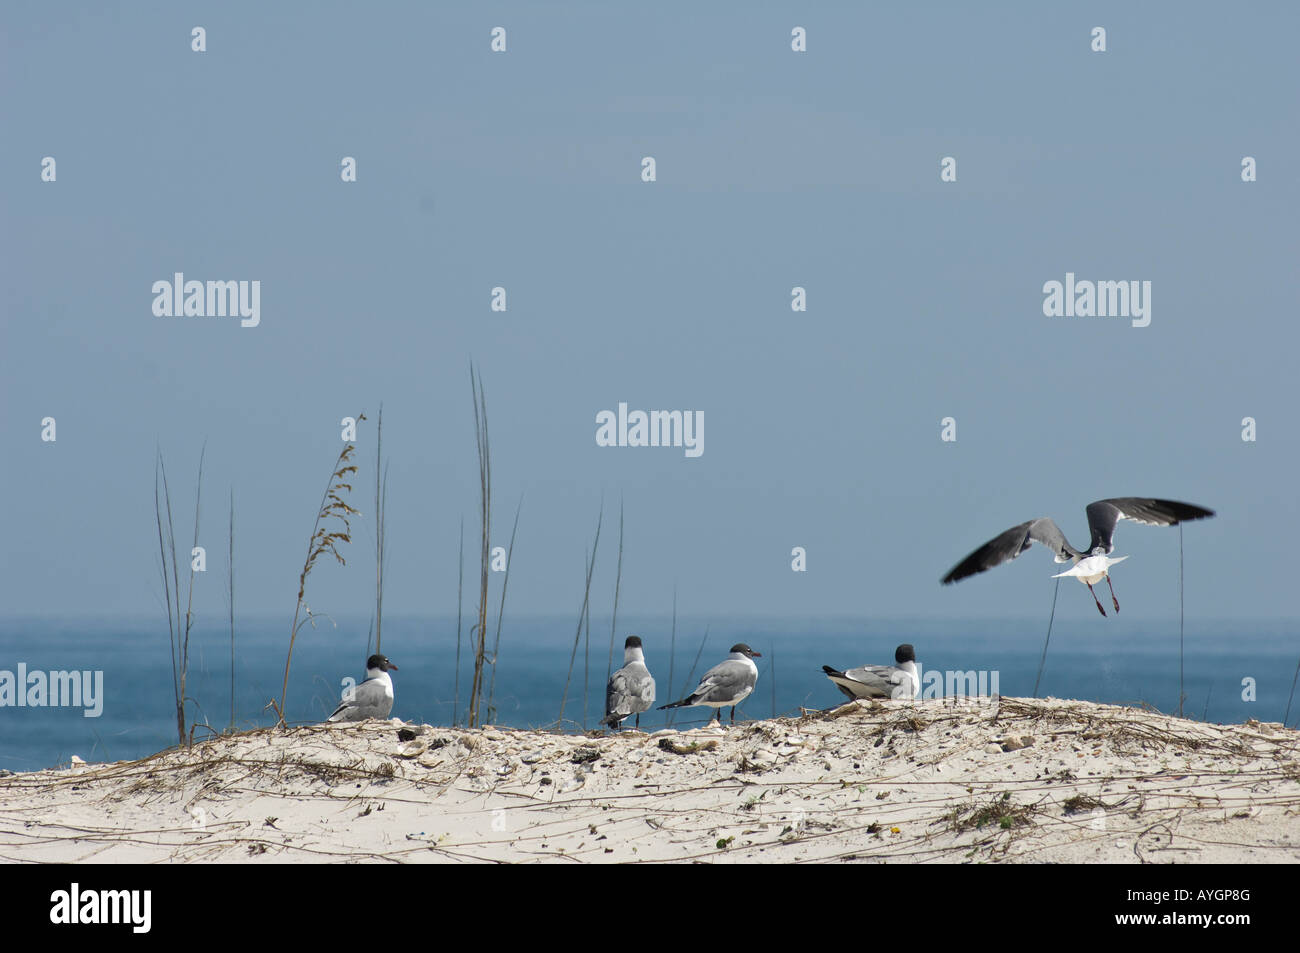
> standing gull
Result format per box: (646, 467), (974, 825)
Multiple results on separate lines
(822, 644), (920, 701)
(658, 643), (761, 725)
(602, 636), (656, 730)
(942, 497), (1214, 616)
(326, 654), (398, 722)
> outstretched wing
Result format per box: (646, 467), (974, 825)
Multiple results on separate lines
(942, 518), (1081, 584)
(1085, 498), (1215, 555)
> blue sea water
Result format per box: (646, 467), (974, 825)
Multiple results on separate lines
(0, 615), (1295, 772)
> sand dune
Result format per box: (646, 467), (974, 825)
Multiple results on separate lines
(1, 697), (1297, 863)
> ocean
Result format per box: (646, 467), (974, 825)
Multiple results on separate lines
(0, 615), (1296, 773)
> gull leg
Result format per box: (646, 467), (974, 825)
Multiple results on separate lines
(1105, 575), (1120, 613)
(1086, 582), (1107, 617)
(730, 706), (736, 725)
(635, 712), (640, 730)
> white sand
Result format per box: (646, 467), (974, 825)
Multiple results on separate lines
(1, 697), (1297, 863)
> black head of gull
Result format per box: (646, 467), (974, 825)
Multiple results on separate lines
(941, 497), (1214, 616)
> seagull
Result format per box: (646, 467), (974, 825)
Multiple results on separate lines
(326, 653), (398, 722)
(822, 644), (919, 701)
(942, 497), (1214, 616)
(602, 635), (656, 730)
(658, 643), (761, 725)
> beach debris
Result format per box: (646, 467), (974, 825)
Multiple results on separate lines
(736, 751), (775, 773)
(659, 738), (719, 756)
(1000, 734), (1035, 752)
(1061, 794), (1105, 815)
(945, 792), (1034, 832)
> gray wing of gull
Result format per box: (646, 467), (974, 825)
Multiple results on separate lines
(687, 658), (756, 706)
(942, 518), (1082, 584)
(1085, 498), (1215, 555)
(839, 664), (903, 699)
(327, 677), (393, 722)
(824, 663), (914, 700)
(604, 663), (656, 723)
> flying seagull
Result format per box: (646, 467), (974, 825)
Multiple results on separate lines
(659, 643), (761, 725)
(942, 497), (1214, 616)
(602, 635), (656, 730)
(327, 653), (398, 721)
(823, 644), (920, 701)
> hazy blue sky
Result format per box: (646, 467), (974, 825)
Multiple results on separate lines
(3, 2), (1297, 626)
